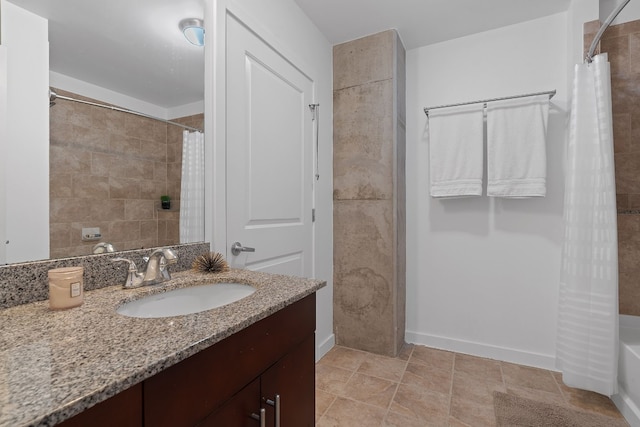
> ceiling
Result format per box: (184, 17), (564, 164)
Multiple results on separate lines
(293, 0), (573, 49)
(7, 0), (205, 110)
(6, 0), (572, 110)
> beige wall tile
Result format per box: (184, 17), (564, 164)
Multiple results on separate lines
(72, 175), (110, 199)
(601, 36), (630, 79)
(333, 30), (396, 91)
(334, 80), (394, 200)
(333, 199), (395, 355)
(49, 92), (199, 257)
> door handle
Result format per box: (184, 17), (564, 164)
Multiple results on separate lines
(250, 408), (265, 427)
(265, 395), (280, 427)
(231, 241), (255, 256)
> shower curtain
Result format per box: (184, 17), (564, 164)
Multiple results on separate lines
(557, 53), (619, 396)
(180, 130), (205, 243)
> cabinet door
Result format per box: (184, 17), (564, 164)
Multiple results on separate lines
(261, 334), (315, 427)
(198, 378), (261, 427)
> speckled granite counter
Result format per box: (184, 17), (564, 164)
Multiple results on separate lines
(0, 269), (325, 427)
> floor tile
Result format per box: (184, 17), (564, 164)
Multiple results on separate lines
(316, 363), (353, 395)
(390, 382), (450, 423)
(316, 389), (336, 422)
(319, 345), (369, 371)
(454, 353), (502, 383)
(358, 353), (408, 382)
(409, 346), (455, 371)
(397, 343), (414, 361)
(402, 362), (453, 396)
(501, 361), (561, 395)
(383, 411), (427, 427)
(450, 394), (497, 427)
(448, 416), (472, 427)
(316, 397), (386, 427)
(342, 373), (398, 408)
(451, 370), (506, 406)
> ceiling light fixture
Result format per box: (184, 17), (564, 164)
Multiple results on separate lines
(179, 18), (205, 46)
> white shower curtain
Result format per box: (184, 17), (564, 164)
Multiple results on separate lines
(557, 53), (619, 396)
(180, 130), (205, 243)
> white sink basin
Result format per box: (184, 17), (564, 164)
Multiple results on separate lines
(116, 283), (256, 318)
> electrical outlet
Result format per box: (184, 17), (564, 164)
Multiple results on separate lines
(81, 227), (102, 241)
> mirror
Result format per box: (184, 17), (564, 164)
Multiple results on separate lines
(3, 0), (205, 263)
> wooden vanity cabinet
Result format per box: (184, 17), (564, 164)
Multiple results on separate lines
(57, 383), (143, 427)
(144, 293), (316, 426)
(57, 293), (316, 427)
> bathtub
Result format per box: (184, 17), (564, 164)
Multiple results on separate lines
(613, 315), (640, 427)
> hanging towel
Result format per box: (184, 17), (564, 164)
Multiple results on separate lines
(486, 94), (549, 198)
(427, 104), (484, 198)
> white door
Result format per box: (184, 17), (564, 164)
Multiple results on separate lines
(226, 16), (314, 277)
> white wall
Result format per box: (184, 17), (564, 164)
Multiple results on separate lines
(49, 71), (204, 120)
(1, 1), (49, 263)
(0, 45), (7, 264)
(406, 13), (570, 369)
(603, 0), (640, 24)
(207, 0), (334, 360)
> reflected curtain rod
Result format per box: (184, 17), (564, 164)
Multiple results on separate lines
(423, 90), (556, 116)
(48, 89), (203, 132)
(586, 0), (631, 63)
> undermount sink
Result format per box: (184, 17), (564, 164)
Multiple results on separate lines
(116, 283), (256, 318)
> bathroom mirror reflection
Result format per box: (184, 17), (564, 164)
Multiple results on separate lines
(4, 0), (205, 262)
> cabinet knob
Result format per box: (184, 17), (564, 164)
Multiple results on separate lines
(266, 394), (281, 427)
(250, 408), (266, 427)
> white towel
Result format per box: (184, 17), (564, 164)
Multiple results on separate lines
(428, 104), (484, 198)
(486, 95), (549, 198)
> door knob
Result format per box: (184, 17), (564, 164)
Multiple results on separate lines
(231, 242), (255, 256)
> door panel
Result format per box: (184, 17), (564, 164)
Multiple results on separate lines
(226, 15), (313, 276)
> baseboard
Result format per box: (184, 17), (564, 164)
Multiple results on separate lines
(316, 333), (335, 362)
(405, 330), (557, 371)
(613, 387), (640, 427)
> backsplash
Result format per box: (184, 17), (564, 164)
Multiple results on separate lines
(0, 242), (210, 309)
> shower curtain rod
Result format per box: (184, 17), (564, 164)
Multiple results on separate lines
(586, 0), (631, 63)
(48, 89), (203, 132)
(423, 90), (556, 116)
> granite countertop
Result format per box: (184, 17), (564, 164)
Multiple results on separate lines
(0, 269), (325, 427)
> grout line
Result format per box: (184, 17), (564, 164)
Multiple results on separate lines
(382, 355), (410, 421)
(447, 353), (456, 418)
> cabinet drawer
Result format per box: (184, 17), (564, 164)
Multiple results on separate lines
(144, 293), (315, 427)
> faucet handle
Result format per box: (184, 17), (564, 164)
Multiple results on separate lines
(112, 257), (137, 271)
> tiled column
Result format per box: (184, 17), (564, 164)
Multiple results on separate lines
(333, 30), (406, 357)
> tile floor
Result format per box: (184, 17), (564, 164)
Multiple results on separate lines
(315, 344), (626, 426)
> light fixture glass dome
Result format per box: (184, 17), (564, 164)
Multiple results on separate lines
(179, 18), (205, 46)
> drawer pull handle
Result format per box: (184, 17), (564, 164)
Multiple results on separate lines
(266, 394), (281, 427)
(250, 408), (265, 427)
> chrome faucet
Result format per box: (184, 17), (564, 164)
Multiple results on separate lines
(112, 248), (178, 288)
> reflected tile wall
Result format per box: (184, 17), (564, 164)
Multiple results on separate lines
(49, 89), (203, 258)
(589, 19), (640, 315)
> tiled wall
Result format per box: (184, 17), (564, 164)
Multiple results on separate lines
(333, 30), (406, 357)
(49, 89), (204, 258)
(588, 20), (640, 315)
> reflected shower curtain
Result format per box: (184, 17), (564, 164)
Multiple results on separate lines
(557, 53), (618, 396)
(180, 130), (205, 243)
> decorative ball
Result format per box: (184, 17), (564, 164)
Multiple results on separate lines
(192, 252), (229, 274)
